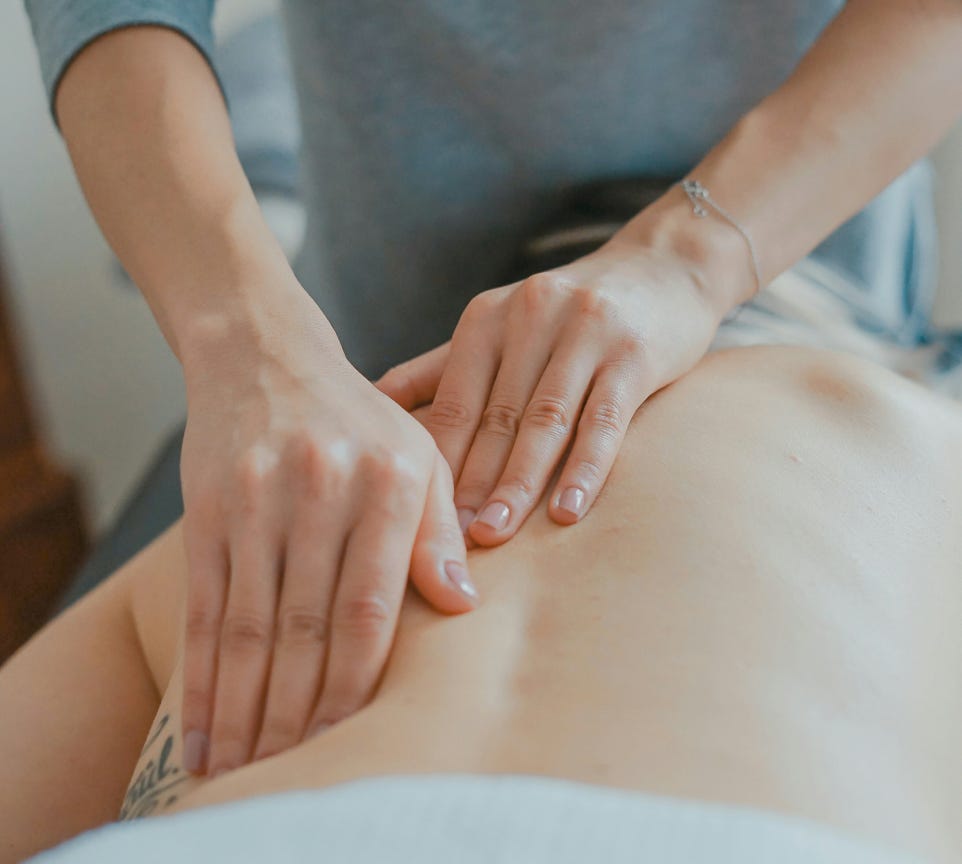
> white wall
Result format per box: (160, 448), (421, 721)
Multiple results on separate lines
(0, 1), (276, 533)
(0, 1), (961, 534)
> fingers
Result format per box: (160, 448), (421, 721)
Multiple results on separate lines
(181, 515), (229, 775)
(426, 295), (502, 484)
(459, 278), (652, 545)
(375, 342), (451, 410)
(251, 504), (346, 762)
(306, 458), (427, 733)
(409, 451), (480, 612)
(548, 360), (643, 526)
(466, 343), (596, 546)
(206, 517), (282, 776)
(455, 278), (568, 542)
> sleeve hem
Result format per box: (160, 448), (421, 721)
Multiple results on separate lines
(24, 0), (221, 130)
(48, 22), (228, 129)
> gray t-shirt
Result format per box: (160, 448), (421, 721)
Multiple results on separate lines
(27, 0), (936, 377)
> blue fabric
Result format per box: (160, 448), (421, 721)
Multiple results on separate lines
(24, 0), (217, 116)
(23, 0), (939, 378)
(213, 15), (301, 197)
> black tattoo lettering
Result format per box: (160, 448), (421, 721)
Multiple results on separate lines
(120, 714), (189, 820)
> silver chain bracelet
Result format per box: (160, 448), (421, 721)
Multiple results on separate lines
(677, 179), (763, 297)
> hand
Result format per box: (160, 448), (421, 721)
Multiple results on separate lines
(376, 227), (734, 547)
(178, 292), (479, 777)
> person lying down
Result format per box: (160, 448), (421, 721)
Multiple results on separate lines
(3, 265), (962, 864)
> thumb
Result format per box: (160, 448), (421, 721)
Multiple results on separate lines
(375, 342), (451, 410)
(409, 451), (480, 613)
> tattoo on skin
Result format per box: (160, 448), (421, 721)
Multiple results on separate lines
(120, 714), (189, 820)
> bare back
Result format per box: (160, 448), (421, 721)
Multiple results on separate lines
(122, 345), (962, 861)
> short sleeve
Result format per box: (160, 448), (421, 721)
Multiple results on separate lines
(24, 0), (219, 120)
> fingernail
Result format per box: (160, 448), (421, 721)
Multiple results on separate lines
(457, 507), (476, 533)
(558, 486), (585, 519)
(444, 560), (480, 603)
(183, 730), (209, 774)
(475, 501), (510, 531)
(309, 722), (332, 738)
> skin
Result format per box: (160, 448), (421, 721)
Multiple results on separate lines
(2, 344), (961, 864)
(53, 0), (962, 780)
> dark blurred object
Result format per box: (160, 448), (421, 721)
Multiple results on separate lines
(503, 177), (676, 281)
(0, 239), (88, 664)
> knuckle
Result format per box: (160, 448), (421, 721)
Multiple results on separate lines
(185, 605), (220, 642)
(300, 455), (330, 500)
(276, 606), (330, 648)
(361, 447), (421, 492)
(498, 474), (537, 503)
(523, 394), (570, 436)
(220, 611), (273, 655)
(573, 455), (606, 485)
(429, 396), (474, 431)
(462, 290), (498, 322)
(586, 398), (625, 439)
(614, 331), (649, 366)
(287, 428), (322, 469)
(296, 437), (348, 500)
(336, 590), (392, 641)
(388, 451), (423, 488)
(234, 445), (279, 512)
(575, 285), (616, 323)
(520, 272), (571, 315)
(479, 401), (522, 438)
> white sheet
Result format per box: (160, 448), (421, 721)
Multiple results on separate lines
(28, 774), (922, 863)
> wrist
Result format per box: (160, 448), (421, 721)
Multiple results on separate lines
(614, 185), (759, 316)
(132, 188), (317, 357)
(179, 277), (345, 387)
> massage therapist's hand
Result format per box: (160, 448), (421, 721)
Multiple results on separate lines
(178, 293), (479, 778)
(376, 211), (745, 546)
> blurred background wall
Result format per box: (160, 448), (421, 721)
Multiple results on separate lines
(0, 0), (960, 537)
(933, 126), (962, 324)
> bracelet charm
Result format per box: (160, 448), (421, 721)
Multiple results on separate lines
(678, 179), (763, 296)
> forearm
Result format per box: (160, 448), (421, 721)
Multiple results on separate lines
(56, 26), (329, 367)
(622, 0), (962, 312)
